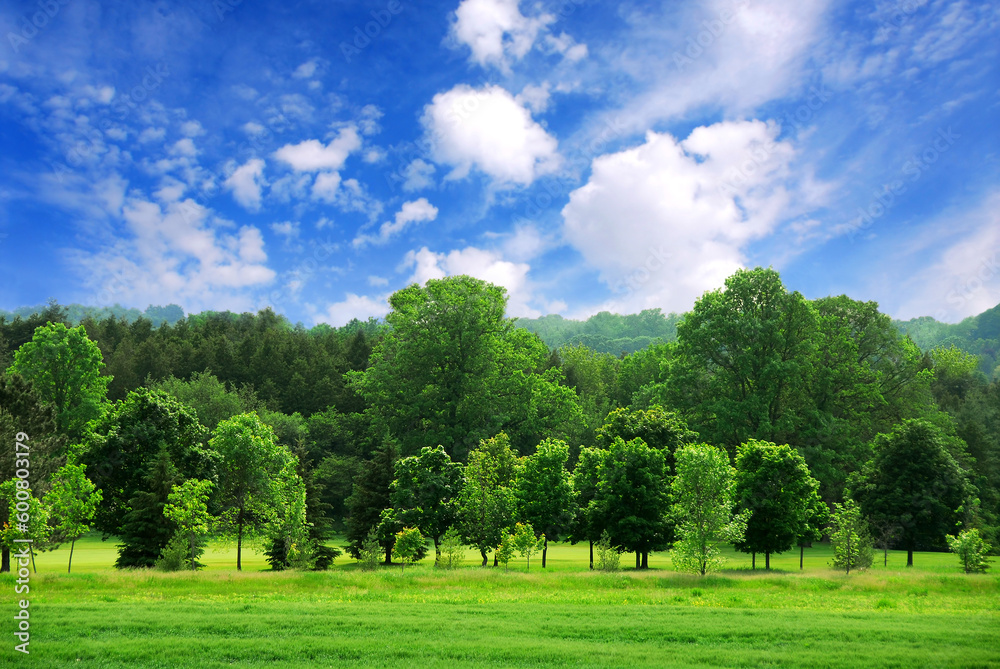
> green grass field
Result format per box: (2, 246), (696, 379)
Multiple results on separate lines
(3, 535), (998, 667)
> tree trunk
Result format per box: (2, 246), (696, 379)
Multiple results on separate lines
(542, 537), (548, 568)
(29, 545), (36, 573)
(69, 539), (76, 574)
(641, 552), (648, 569)
(384, 545), (392, 565)
(752, 552), (756, 570)
(480, 549), (488, 567)
(799, 545), (804, 571)
(907, 549), (913, 567)
(883, 547), (888, 567)
(589, 540), (594, 570)
(237, 518), (243, 571)
(1, 546), (9, 573)
(493, 553), (498, 567)
(635, 552), (640, 569)
(434, 537), (441, 561)
(765, 552), (770, 570)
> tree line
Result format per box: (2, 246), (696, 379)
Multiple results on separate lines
(0, 268), (997, 573)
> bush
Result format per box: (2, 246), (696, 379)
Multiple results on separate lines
(358, 528), (381, 571)
(312, 545), (342, 571)
(595, 530), (620, 572)
(947, 529), (992, 573)
(437, 527), (465, 569)
(155, 533), (189, 572)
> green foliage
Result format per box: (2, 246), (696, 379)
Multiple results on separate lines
(436, 527), (465, 569)
(458, 432), (520, 565)
(733, 440), (825, 568)
(8, 322), (111, 438)
(0, 373), (65, 492)
(152, 371), (261, 431)
(830, 499), (874, 574)
(517, 309), (681, 355)
(569, 447), (604, 552)
(595, 530), (620, 572)
(357, 528), (381, 571)
(114, 449), (181, 568)
(557, 343), (620, 447)
(495, 532), (516, 570)
(0, 480), (51, 553)
(851, 420), (974, 565)
(670, 443), (748, 575)
(155, 532), (190, 572)
(511, 522), (545, 571)
(591, 436), (671, 563)
(344, 442), (397, 562)
(946, 529), (992, 573)
(163, 479), (213, 571)
(596, 405), (696, 473)
(514, 438), (575, 558)
(391, 445), (464, 556)
(392, 527), (426, 572)
(44, 461), (102, 572)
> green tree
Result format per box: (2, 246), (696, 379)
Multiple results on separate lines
(344, 441), (397, 564)
(851, 420), (974, 566)
(594, 530), (621, 572)
(829, 499), (873, 575)
(591, 437), (671, 569)
(458, 432), (520, 566)
(392, 527), (426, 572)
(437, 527), (466, 569)
(670, 443), (748, 576)
(44, 461), (102, 573)
(0, 481), (51, 573)
(667, 267), (817, 451)
(152, 371), (261, 431)
(390, 445), (464, 559)
(211, 412), (297, 570)
(8, 322), (111, 438)
(357, 528), (381, 571)
(796, 493), (830, 570)
(511, 521), (544, 571)
(162, 478), (213, 571)
(348, 276), (580, 460)
(569, 446), (606, 570)
(596, 406), (697, 466)
(114, 449), (181, 568)
(733, 440), (824, 570)
(496, 531), (516, 571)
(514, 438), (575, 568)
(946, 529), (992, 573)
(83, 388), (218, 540)
(265, 469), (312, 570)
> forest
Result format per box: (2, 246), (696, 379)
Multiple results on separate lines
(1, 267), (997, 576)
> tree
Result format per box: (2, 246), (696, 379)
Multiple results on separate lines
(8, 322), (111, 438)
(357, 528), (381, 571)
(594, 530), (621, 572)
(457, 432), (519, 566)
(670, 443), (748, 576)
(83, 388), (218, 540)
(390, 445), (464, 559)
(666, 267), (817, 451)
(162, 479), (213, 571)
(851, 420), (974, 566)
(511, 522), (544, 571)
(152, 371), (260, 431)
(796, 493), (830, 570)
(437, 527), (466, 569)
(496, 532), (516, 571)
(570, 447), (605, 570)
(347, 276), (580, 460)
(946, 529), (992, 573)
(44, 461), (102, 573)
(514, 438), (575, 568)
(0, 481), (51, 573)
(596, 406), (697, 469)
(830, 499), (873, 575)
(392, 527), (425, 572)
(344, 441), (397, 564)
(212, 412), (298, 570)
(591, 437), (671, 569)
(264, 469), (312, 570)
(733, 440), (824, 570)
(114, 449), (181, 568)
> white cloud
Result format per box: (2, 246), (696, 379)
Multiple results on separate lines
(543, 32), (588, 62)
(293, 59), (319, 79)
(319, 293), (390, 326)
(401, 245), (540, 317)
(451, 0), (555, 69)
(368, 275), (389, 287)
(516, 82), (551, 113)
(273, 126), (361, 171)
(358, 104), (383, 136)
(180, 120), (205, 137)
(169, 138), (198, 157)
(353, 198), (439, 248)
(311, 171), (342, 202)
(562, 119), (800, 314)
(224, 158), (267, 211)
(270, 220), (300, 240)
(138, 127), (166, 144)
(243, 121), (266, 136)
(422, 84), (560, 186)
(401, 158), (436, 191)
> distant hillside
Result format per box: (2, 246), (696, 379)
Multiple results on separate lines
(0, 302), (186, 327)
(893, 304), (1000, 376)
(516, 309), (682, 356)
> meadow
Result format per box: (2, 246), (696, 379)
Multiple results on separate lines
(2, 534), (997, 668)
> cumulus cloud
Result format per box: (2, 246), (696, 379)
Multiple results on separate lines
(293, 59), (319, 79)
(401, 245), (540, 317)
(319, 293), (390, 327)
(422, 84), (560, 186)
(224, 158), (267, 211)
(562, 119), (799, 314)
(272, 126), (361, 171)
(401, 158), (436, 191)
(270, 220), (300, 240)
(451, 0), (554, 69)
(311, 171), (342, 202)
(353, 198), (439, 248)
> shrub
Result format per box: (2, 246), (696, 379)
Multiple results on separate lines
(946, 529), (992, 573)
(437, 527), (465, 569)
(595, 530), (620, 572)
(358, 528), (381, 571)
(155, 533), (189, 572)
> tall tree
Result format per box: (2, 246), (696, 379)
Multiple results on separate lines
(596, 405), (696, 472)
(670, 443), (748, 576)
(457, 432), (520, 566)
(44, 461), (102, 573)
(569, 446), (605, 570)
(344, 440), (398, 563)
(8, 322), (111, 438)
(162, 478), (213, 571)
(829, 499), (873, 575)
(733, 440), (824, 570)
(211, 412), (297, 570)
(114, 449), (181, 568)
(390, 445), (464, 559)
(851, 419), (975, 566)
(514, 438), (576, 567)
(592, 437), (671, 569)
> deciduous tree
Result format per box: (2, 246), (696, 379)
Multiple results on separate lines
(514, 438), (575, 567)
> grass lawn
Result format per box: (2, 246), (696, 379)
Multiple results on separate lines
(3, 534), (998, 667)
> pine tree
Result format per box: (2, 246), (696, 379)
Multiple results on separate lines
(115, 449), (181, 568)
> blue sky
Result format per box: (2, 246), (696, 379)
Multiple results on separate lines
(0, 0), (997, 326)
